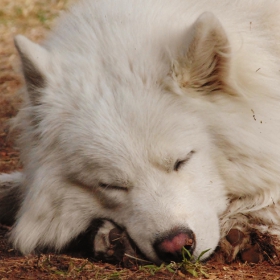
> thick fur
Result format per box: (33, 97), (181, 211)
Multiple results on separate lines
(1, 0), (280, 264)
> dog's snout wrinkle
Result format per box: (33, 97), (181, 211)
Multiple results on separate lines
(153, 227), (196, 263)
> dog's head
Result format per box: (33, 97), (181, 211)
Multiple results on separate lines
(15, 10), (231, 263)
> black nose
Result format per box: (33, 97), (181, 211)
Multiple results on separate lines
(153, 227), (196, 263)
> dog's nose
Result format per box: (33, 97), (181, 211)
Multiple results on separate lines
(153, 228), (195, 263)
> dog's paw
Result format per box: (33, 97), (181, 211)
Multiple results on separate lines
(217, 228), (280, 264)
(93, 220), (144, 266)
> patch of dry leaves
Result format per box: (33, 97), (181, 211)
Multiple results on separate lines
(1, 1), (280, 279)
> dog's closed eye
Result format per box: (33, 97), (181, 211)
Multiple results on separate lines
(174, 150), (195, 171)
(99, 183), (128, 191)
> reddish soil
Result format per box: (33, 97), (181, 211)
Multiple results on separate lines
(1, 1), (280, 279)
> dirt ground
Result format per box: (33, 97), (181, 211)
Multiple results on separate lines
(1, 1), (280, 279)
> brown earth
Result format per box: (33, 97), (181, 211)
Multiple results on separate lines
(1, 1), (280, 279)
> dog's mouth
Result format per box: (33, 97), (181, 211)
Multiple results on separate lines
(62, 219), (150, 267)
(98, 224), (150, 267)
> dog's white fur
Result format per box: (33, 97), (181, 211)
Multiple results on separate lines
(1, 0), (280, 263)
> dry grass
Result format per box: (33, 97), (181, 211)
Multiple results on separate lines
(0, 0), (75, 99)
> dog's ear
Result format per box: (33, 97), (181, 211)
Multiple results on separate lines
(173, 12), (230, 93)
(14, 35), (49, 105)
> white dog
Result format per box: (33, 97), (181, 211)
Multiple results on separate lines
(1, 0), (280, 264)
